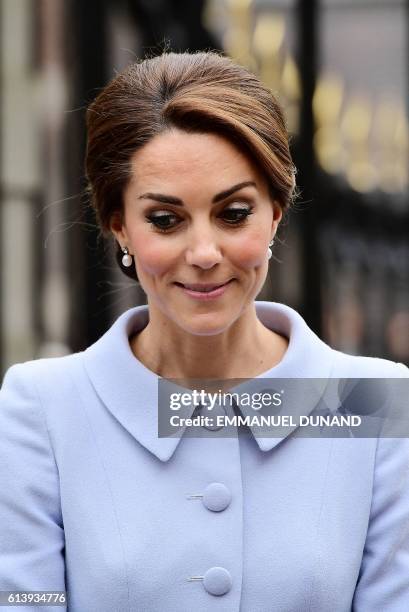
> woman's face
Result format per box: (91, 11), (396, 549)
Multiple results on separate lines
(111, 128), (282, 336)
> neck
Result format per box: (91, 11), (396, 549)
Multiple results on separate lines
(129, 302), (289, 379)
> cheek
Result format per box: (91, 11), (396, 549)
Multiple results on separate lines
(131, 234), (179, 276)
(128, 226), (267, 276)
(229, 232), (267, 270)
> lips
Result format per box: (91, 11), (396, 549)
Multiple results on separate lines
(175, 280), (233, 292)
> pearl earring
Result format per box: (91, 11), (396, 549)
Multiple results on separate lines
(121, 246), (133, 267)
(267, 238), (275, 260)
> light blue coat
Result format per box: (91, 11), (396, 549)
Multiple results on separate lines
(1, 300), (409, 611)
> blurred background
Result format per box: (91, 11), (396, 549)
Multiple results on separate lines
(1, 0), (408, 375)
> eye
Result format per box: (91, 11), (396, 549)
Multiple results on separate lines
(145, 204), (254, 234)
(220, 205), (254, 224)
(145, 212), (180, 232)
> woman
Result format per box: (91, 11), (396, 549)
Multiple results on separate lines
(1, 51), (408, 611)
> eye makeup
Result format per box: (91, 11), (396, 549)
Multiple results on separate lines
(145, 204), (255, 233)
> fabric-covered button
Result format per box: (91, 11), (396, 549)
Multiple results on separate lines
(203, 567), (232, 596)
(201, 403), (226, 431)
(202, 482), (232, 512)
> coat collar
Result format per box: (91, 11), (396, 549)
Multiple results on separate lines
(82, 301), (335, 462)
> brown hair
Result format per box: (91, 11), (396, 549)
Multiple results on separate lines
(85, 50), (297, 281)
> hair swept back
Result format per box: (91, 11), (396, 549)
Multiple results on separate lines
(85, 50), (297, 280)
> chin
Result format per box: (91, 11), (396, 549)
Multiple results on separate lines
(175, 312), (234, 337)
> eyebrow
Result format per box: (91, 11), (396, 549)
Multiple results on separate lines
(137, 180), (257, 206)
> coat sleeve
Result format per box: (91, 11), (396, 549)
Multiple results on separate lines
(352, 362), (409, 611)
(0, 363), (67, 611)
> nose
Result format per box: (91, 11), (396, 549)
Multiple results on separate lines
(184, 225), (223, 269)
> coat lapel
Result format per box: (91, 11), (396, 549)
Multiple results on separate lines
(82, 301), (335, 461)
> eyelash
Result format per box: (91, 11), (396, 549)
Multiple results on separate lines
(145, 206), (254, 234)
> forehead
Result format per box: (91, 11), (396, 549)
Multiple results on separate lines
(127, 129), (265, 190)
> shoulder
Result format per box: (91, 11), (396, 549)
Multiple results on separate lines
(0, 353), (84, 424)
(0, 354), (89, 465)
(1, 352), (82, 391)
(329, 347), (409, 379)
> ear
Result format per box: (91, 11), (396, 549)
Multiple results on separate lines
(109, 210), (130, 249)
(271, 201), (283, 238)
